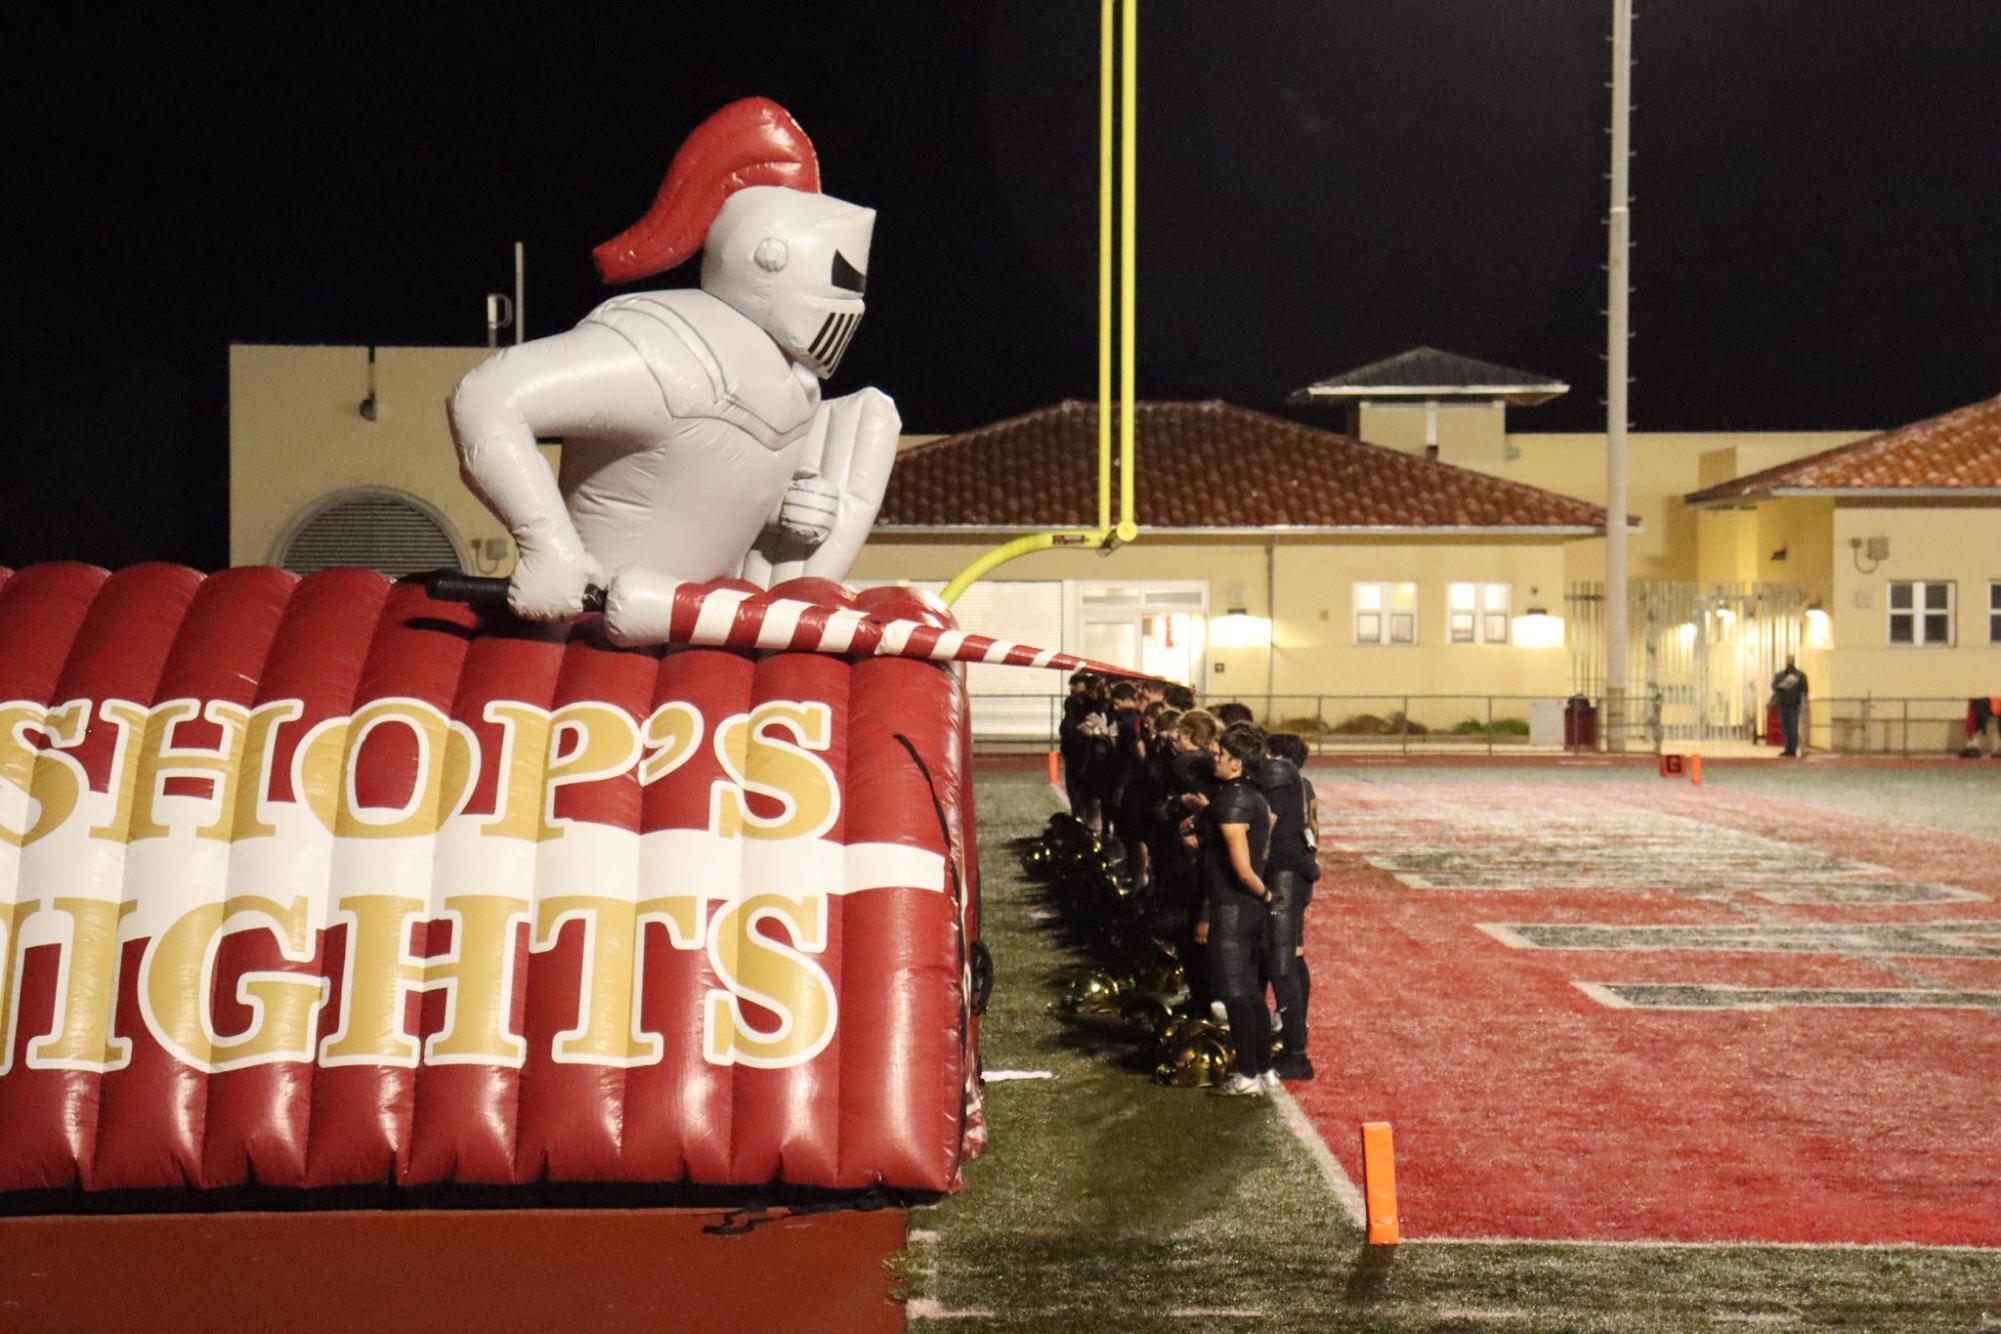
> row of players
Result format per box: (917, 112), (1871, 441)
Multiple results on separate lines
(1059, 674), (1320, 1096)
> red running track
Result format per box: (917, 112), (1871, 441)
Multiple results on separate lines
(1289, 769), (2001, 1245)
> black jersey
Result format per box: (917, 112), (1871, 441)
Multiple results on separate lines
(1167, 748), (1215, 800)
(1198, 777), (1270, 906)
(1259, 756), (1320, 882)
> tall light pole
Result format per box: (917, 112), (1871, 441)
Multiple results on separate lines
(1604, 0), (1634, 751)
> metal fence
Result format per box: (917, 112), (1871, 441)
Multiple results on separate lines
(965, 692), (1991, 758)
(1805, 697), (1994, 757)
(965, 692), (1646, 756)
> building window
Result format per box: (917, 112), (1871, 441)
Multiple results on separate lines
(1887, 580), (1954, 647)
(1448, 582), (1511, 645)
(1990, 582), (2000, 644)
(1355, 582), (1417, 646)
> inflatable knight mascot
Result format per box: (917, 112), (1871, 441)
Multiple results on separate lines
(449, 98), (899, 643)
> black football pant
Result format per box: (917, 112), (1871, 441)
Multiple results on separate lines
(1265, 870), (1310, 1058)
(1211, 899), (1270, 1077)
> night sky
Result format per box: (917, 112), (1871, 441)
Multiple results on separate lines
(5, 2), (1997, 570)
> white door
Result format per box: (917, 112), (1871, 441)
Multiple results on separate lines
(1070, 583), (1208, 686)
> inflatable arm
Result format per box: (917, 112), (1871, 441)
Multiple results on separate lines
(743, 387), (900, 587)
(448, 325), (663, 619)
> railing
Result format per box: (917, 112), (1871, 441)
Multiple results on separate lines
(963, 692), (1991, 757)
(963, 692), (1657, 756)
(1805, 697), (1994, 757)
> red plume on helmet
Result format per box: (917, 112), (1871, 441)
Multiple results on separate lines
(592, 98), (821, 285)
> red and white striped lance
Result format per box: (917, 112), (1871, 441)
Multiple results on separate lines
(616, 578), (1144, 678)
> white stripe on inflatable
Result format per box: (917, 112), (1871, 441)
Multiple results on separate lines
(878, 620), (915, 656)
(634, 828), (946, 901)
(691, 587), (752, 644)
(817, 609), (868, 654)
(757, 598), (806, 648)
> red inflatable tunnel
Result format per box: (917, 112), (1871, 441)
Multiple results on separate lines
(0, 563), (984, 1197)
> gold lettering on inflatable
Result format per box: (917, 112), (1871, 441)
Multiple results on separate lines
(298, 698), (467, 838)
(141, 895), (327, 1071)
(637, 891), (706, 952)
(537, 703), (642, 841)
(703, 891), (836, 1068)
(227, 700), (304, 842)
(709, 702), (838, 842)
(535, 896), (657, 1064)
(87, 699), (155, 840)
(0, 700), (86, 847)
(290, 715), (347, 832)
(26, 898), (137, 1071)
(475, 702), (549, 840)
(124, 699), (252, 842)
(320, 894), (527, 1067)
(0, 899), (39, 1076)
(0, 702), (40, 843)
(638, 701), (702, 786)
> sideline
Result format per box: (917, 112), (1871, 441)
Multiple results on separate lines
(1269, 1084), (1367, 1229)
(1051, 754), (1369, 1230)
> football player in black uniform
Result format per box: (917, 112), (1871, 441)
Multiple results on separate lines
(1194, 726), (1276, 1095)
(1261, 732), (1320, 1080)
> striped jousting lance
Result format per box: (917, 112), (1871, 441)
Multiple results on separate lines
(425, 572), (1146, 677)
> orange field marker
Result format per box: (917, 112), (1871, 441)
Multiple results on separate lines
(1047, 749), (1061, 786)
(1689, 754), (1702, 785)
(1361, 1121), (1400, 1245)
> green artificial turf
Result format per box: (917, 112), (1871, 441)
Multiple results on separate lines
(894, 770), (2001, 1331)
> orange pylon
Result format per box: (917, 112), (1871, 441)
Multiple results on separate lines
(1048, 750), (1061, 786)
(1690, 754), (1703, 786)
(1361, 1121), (1400, 1244)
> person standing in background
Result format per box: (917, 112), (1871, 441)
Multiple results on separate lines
(1771, 654), (1810, 758)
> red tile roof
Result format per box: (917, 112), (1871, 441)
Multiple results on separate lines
(876, 400), (1609, 532)
(1686, 394), (2001, 504)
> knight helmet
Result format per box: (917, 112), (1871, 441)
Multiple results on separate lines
(592, 98), (874, 379)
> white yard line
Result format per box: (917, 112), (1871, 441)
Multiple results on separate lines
(1269, 1084), (1367, 1229)
(1409, 1235), (2001, 1252)
(905, 1299), (998, 1320)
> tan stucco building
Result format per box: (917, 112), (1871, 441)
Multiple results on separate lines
(227, 343), (2000, 750)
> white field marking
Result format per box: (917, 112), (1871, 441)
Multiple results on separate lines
(907, 1229), (939, 1244)
(1434, 1310), (1531, 1323)
(1405, 1236), (2001, 1252)
(1709, 1315), (1800, 1328)
(1475, 923), (1537, 949)
(1572, 981), (2001, 1011)
(904, 1299), (997, 1320)
(1268, 1084), (1366, 1228)
(982, 1069), (1053, 1082)
(1573, 981), (1635, 1009)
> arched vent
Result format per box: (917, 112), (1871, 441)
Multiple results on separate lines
(277, 490), (463, 577)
